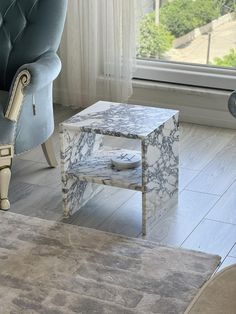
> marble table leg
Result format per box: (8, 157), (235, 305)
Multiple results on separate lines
(60, 127), (103, 218)
(142, 116), (179, 235)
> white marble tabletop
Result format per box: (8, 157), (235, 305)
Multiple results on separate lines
(62, 101), (178, 139)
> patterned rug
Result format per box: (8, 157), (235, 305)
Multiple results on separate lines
(0, 212), (220, 314)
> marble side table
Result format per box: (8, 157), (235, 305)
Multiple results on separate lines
(60, 101), (179, 235)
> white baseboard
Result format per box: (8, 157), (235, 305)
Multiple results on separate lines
(129, 80), (236, 129)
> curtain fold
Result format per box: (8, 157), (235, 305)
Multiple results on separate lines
(55, 0), (136, 108)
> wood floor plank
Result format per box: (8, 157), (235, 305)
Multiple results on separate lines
(142, 190), (219, 246)
(179, 167), (199, 191)
(206, 180), (236, 224)
(12, 158), (62, 188)
(182, 219), (236, 259)
(180, 123), (235, 171)
(9, 181), (63, 221)
(229, 244), (236, 258)
(17, 146), (50, 163)
(186, 137), (236, 195)
(142, 211), (206, 246)
(64, 186), (136, 229)
(98, 192), (142, 237)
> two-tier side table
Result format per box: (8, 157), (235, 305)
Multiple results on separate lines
(60, 101), (179, 235)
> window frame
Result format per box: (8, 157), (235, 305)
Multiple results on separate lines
(134, 59), (236, 91)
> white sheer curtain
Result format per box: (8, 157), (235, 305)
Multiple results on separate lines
(55, 0), (136, 108)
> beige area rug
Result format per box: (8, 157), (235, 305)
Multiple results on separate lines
(185, 264), (236, 314)
(0, 212), (220, 314)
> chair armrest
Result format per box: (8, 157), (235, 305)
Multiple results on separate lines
(17, 52), (62, 95)
(5, 70), (31, 122)
(5, 52), (61, 122)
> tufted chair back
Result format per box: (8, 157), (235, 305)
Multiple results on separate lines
(0, 0), (67, 91)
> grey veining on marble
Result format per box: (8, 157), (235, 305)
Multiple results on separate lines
(142, 116), (179, 234)
(60, 128), (103, 217)
(68, 149), (142, 191)
(62, 101), (178, 139)
(60, 101), (179, 234)
(0, 211), (220, 314)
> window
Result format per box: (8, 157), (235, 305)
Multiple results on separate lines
(135, 0), (236, 90)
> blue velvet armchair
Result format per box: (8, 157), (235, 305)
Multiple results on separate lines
(0, 0), (67, 210)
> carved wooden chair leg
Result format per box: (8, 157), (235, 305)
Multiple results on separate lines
(0, 146), (13, 211)
(41, 137), (58, 168)
(0, 167), (11, 210)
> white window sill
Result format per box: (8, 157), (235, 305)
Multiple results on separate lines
(135, 60), (236, 91)
(132, 79), (231, 97)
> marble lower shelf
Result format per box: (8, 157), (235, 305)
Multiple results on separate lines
(67, 149), (142, 191)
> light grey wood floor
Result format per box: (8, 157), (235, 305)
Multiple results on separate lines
(9, 104), (236, 270)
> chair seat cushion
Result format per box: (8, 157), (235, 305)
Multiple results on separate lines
(0, 90), (16, 147)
